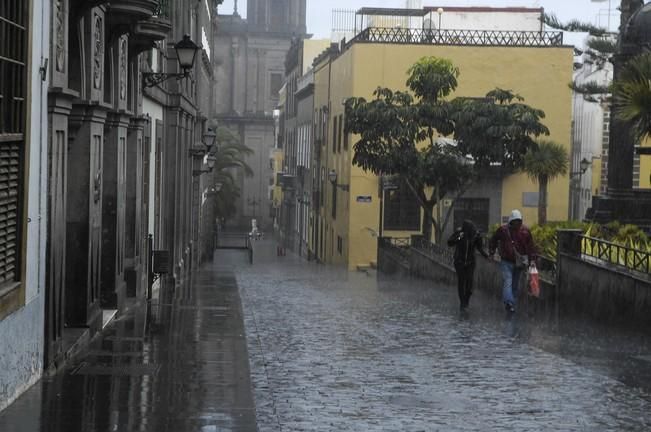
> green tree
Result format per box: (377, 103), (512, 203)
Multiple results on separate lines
(345, 58), (469, 242)
(452, 88), (550, 172)
(522, 140), (569, 224)
(613, 52), (651, 144)
(346, 57), (549, 242)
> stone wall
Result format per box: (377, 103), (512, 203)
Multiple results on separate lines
(378, 231), (651, 324)
(556, 230), (651, 324)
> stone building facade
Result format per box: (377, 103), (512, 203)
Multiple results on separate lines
(0, 0), (50, 411)
(0, 0), (222, 412)
(214, 0), (306, 231)
(44, 0), (219, 376)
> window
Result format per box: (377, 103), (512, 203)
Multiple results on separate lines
(332, 184), (337, 219)
(522, 192), (539, 208)
(270, 73), (283, 99)
(337, 236), (343, 255)
(338, 114), (343, 153)
(332, 116), (337, 154)
(270, 0), (289, 28)
(453, 198), (490, 234)
(383, 184), (421, 231)
(0, 0), (28, 295)
(343, 116), (349, 151)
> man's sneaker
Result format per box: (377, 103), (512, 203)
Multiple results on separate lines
(505, 303), (515, 313)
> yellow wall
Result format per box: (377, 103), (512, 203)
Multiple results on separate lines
(271, 149), (283, 210)
(315, 43), (574, 270)
(639, 137), (651, 189)
(592, 157), (603, 196)
(302, 40), (331, 74)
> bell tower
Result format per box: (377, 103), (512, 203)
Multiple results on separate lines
(247, 0), (307, 34)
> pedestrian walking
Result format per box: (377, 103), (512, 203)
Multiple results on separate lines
(488, 209), (536, 313)
(447, 220), (489, 312)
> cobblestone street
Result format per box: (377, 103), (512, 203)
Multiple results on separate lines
(233, 240), (651, 431)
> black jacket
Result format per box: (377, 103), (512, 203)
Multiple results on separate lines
(447, 228), (488, 267)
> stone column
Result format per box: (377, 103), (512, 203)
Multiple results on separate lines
(125, 117), (146, 298)
(101, 111), (130, 309)
(66, 103), (107, 330)
(46, 88), (76, 365)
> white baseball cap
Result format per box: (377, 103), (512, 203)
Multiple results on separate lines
(508, 209), (523, 222)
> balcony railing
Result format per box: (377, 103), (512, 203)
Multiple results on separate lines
(347, 27), (564, 48)
(154, 0), (169, 18)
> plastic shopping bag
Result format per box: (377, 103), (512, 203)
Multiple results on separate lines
(528, 264), (540, 298)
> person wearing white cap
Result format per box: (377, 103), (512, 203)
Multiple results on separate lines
(488, 209), (537, 313)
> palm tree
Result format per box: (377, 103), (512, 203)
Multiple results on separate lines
(522, 140), (569, 225)
(613, 52), (651, 144)
(210, 127), (254, 223)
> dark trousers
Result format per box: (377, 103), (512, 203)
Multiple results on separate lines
(454, 262), (476, 308)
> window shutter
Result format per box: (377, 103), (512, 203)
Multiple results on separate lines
(0, 0), (28, 287)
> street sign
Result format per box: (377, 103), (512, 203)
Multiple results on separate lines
(356, 196), (372, 203)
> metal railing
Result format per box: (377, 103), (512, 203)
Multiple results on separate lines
(580, 235), (651, 275)
(347, 27), (564, 48)
(411, 236), (455, 267)
(379, 237), (412, 267)
(386, 237), (411, 248)
(537, 254), (557, 284)
(154, 0), (170, 19)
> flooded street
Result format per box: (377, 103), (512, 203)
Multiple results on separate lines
(1, 239), (651, 431)
(236, 240), (651, 431)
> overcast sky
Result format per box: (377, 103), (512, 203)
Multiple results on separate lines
(219, 0), (620, 37)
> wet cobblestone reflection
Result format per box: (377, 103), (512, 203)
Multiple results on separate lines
(235, 241), (651, 431)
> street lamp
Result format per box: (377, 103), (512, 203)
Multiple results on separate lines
(570, 157), (592, 178)
(570, 157), (592, 220)
(437, 7), (444, 30)
(143, 35), (200, 88)
(193, 155), (216, 177)
(328, 169), (349, 191)
(189, 127), (218, 157)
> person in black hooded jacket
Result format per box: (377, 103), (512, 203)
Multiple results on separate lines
(447, 220), (489, 311)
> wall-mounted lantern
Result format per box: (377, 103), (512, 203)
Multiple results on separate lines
(328, 169), (349, 191)
(143, 34), (200, 88)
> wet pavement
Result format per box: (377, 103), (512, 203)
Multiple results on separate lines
(0, 259), (256, 432)
(3, 239), (651, 431)
(236, 240), (651, 431)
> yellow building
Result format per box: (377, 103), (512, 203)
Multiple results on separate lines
(638, 138), (651, 189)
(311, 27), (574, 270)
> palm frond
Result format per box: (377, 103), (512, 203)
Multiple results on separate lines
(522, 139), (569, 182)
(541, 13), (606, 36)
(613, 53), (651, 143)
(570, 80), (611, 95)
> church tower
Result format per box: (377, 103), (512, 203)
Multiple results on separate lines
(247, 0), (307, 35)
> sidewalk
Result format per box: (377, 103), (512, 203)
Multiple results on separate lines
(0, 253), (257, 432)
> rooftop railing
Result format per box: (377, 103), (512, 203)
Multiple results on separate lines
(347, 27), (563, 48)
